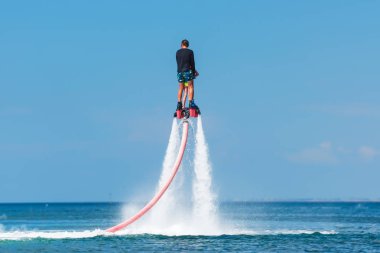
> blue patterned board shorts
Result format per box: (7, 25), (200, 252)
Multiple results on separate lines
(177, 70), (194, 83)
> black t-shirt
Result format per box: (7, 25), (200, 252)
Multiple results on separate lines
(176, 48), (196, 73)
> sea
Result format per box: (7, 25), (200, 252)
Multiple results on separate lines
(0, 201), (379, 252)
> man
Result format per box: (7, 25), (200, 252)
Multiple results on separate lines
(176, 39), (199, 110)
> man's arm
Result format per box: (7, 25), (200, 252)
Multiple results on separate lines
(176, 51), (179, 71)
(190, 51), (198, 76)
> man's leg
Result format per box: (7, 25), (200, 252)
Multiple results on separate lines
(188, 80), (198, 108)
(188, 80), (194, 101)
(177, 83), (184, 110)
(177, 83), (184, 102)
(182, 87), (188, 108)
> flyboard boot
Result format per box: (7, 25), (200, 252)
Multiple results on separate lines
(174, 100), (200, 119)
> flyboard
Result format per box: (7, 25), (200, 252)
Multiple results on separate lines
(106, 105), (200, 233)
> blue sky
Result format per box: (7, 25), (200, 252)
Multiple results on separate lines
(1, 0), (379, 202)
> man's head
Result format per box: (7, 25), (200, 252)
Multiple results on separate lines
(181, 39), (189, 48)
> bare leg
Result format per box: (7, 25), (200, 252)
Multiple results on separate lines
(177, 83), (184, 102)
(188, 80), (194, 101)
(182, 87), (188, 108)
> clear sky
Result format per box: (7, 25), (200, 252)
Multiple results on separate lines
(1, 0), (379, 202)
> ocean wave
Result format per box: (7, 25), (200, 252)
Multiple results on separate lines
(0, 229), (337, 241)
(245, 229), (337, 236)
(0, 229), (110, 240)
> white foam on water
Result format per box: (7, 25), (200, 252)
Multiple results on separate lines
(227, 229), (338, 236)
(0, 228), (337, 240)
(0, 229), (108, 240)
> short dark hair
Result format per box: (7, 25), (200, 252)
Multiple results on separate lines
(181, 39), (189, 47)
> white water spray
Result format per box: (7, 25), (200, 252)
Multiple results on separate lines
(142, 119), (183, 228)
(157, 119), (180, 191)
(123, 117), (219, 235)
(192, 116), (218, 231)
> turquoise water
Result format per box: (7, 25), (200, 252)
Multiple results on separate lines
(0, 202), (379, 252)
